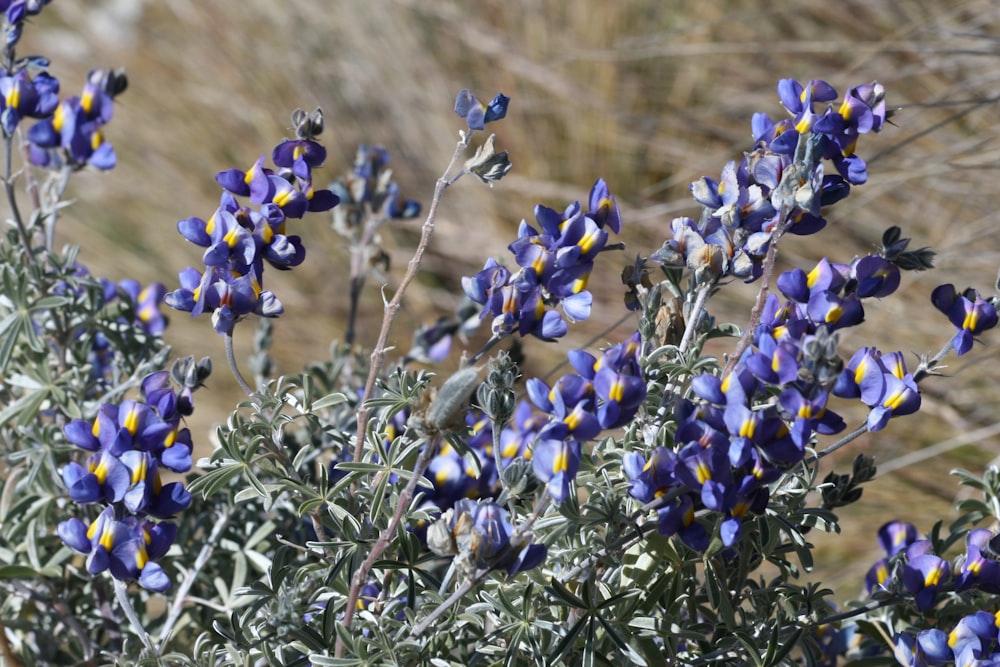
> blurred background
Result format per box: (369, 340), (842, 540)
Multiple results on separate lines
(22, 0), (1000, 596)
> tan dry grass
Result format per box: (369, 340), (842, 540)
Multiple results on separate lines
(19, 0), (1000, 594)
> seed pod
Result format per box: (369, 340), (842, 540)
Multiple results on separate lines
(427, 366), (483, 433)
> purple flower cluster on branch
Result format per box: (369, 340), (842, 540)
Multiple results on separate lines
(653, 78), (887, 283)
(861, 522), (1000, 665)
(428, 498), (546, 578)
(625, 249), (927, 549)
(526, 332), (645, 502)
(462, 179), (622, 343)
(165, 109), (339, 335)
(58, 369), (202, 591)
(0, 6), (124, 173)
(27, 68), (125, 170)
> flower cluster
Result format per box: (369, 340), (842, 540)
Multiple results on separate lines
(872, 525), (1000, 666)
(427, 498), (547, 578)
(523, 332), (646, 502)
(329, 144), (421, 231)
(462, 179), (622, 341)
(893, 611), (1000, 667)
(165, 109), (339, 334)
(27, 67), (125, 170)
(57, 367), (204, 591)
(378, 335), (645, 515)
(865, 522), (1000, 614)
(653, 78), (886, 282)
(625, 251), (927, 549)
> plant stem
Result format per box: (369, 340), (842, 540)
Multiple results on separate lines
(353, 133), (470, 462)
(722, 206), (790, 378)
(336, 435), (440, 656)
(814, 594), (901, 626)
(3, 132), (36, 267)
(808, 423), (869, 464)
(411, 578), (475, 637)
(156, 507), (231, 651)
(0, 616), (23, 667)
(225, 331), (255, 398)
(113, 578), (156, 655)
(677, 281), (713, 355)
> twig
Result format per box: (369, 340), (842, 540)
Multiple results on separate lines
(813, 594), (901, 627)
(722, 206), (790, 378)
(113, 579), (156, 655)
(807, 423), (870, 464)
(0, 615), (23, 667)
(336, 435), (440, 656)
(353, 133), (470, 462)
(677, 281), (713, 355)
(156, 507), (232, 651)
(3, 132), (36, 267)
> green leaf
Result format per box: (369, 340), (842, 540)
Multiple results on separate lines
(312, 392), (348, 410)
(0, 564), (38, 579)
(187, 464), (248, 498)
(0, 312), (25, 372)
(547, 579), (587, 609)
(30, 295), (71, 310)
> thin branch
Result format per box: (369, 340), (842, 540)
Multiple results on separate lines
(814, 594), (902, 627)
(3, 132), (36, 266)
(336, 435), (440, 656)
(224, 330), (255, 398)
(677, 281), (714, 356)
(113, 579), (156, 655)
(353, 133), (470, 462)
(722, 206), (790, 378)
(0, 615), (23, 667)
(807, 423), (870, 464)
(156, 507), (232, 651)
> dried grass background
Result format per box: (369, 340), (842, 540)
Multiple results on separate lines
(22, 0), (1000, 595)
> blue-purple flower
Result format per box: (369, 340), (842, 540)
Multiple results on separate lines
(58, 369), (200, 591)
(436, 499), (546, 577)
(931, 284), (998, 356)
(463, 180), (622, 343)
(454, 90), (510, 131)
(28, 68), (123, 170)
(167, 114), (339, 335)
(900, 540), (949, 611)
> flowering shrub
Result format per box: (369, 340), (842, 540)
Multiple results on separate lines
(3, 5), (1000, 667)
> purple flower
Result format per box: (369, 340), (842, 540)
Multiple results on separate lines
(443, 499), (546, 577)
(955, 528), (1000, 593)
(57, 507), (174, 592)
(877, 520), (918, 557)
(931, 284), (998, 356)
(901, 540), (949, 611)
(531, 438), (581, 503)
(454, 90), (510, 130)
